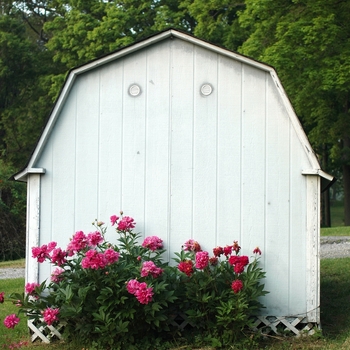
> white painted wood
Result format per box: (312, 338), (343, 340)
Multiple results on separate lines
(169, 39), (195, 256)
(306, 175), (320, 323)
(191, 45), (218, 251)
(26, 173), (41, 285)
(216, 56), (242, 245)
(143, 41), (171, 256)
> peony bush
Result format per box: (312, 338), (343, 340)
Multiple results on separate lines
(1, 213), (268, 349)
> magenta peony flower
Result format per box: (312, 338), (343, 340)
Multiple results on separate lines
(110, 215), (119, 226)
(126, 279), (140, 295)
(4, 314), (20, 329)
(104, 248), (120, 264)
(66, 231), (89, 255)
(117, 216), (135, 232)
(142, 236), (163, 251)
(81, 249), (107, 269)
(195, 251), (209, 269)
(42, 307), (59, 326)
(32, 242), (57, 263)
(141, 261), (163, 278)
(25, 282), (40, 295)
(0, 292), (4, 303)
(134, 282), (154, 304)
(50, 247), (67, 266)
(87, 231), (104, 246)
(51, 267), (65, 283)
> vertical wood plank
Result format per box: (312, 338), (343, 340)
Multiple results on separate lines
(169, 39), (195, 256)
(144, 42), (171, 253)
(192, 45), (218, 252)
(216, 57), (242, 246)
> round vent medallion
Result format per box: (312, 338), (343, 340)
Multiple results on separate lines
(129, 84), (141, 97)
(200, 84), (213, 96)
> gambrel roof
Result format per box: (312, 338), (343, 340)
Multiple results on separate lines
(14, 29), (333, 185)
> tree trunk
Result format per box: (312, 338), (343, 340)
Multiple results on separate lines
(322, 190), (331, 227)
(321, 144), (331, 227)
(343, 137), (350, 226)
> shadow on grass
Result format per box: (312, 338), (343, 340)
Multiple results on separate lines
(320, 258), (350, 339)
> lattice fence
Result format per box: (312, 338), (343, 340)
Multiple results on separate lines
(27, 314), (317, 344)
(251, 316), (318, 336)
(28, 319), (64, 344)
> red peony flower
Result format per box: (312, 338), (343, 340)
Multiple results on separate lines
(213, 246), (224, 257)
(232, 241), (241, 253)
(234, 263), (245, 274)
(178, 260), (194, 277)
(253, 247), (262, 255)
(223, 245), (233, 256)
(231, 279), (243, 294)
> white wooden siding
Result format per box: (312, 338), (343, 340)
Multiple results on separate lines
(34, 38), (315, 319)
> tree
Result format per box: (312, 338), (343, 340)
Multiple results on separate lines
(239, 0), (350, 225)
(182, 0), (247, 50)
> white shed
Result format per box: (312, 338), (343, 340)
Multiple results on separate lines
(15, 29), (333, 335)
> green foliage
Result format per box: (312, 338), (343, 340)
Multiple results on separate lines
(1, 213), (267, 349)
(185, 0), (247, 51)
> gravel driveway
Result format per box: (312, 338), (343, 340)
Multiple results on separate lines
(0, 237), (349, 280)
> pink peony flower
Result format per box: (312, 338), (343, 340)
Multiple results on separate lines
(25, 282), (40, 295)
(50, 247), (67, 266)
(231, 279), (244, 294)
(253, 247), (262, 255)
(81, 249), (107, 269)
(141, 261), (163, 278)
(42, 307), (59, 326)
(182, 239), (201, 252)
(117, 216), (135, 232)
(4, 314), (20, 329)
(142, 236), (163, 251)
(134, 282), (154, 305)
(32, 242), (57, 263)
(87, 231), (104, 246)
(126, 279), (140, 295)
(51, 267), (65, 283)
(66, 231), (89, 255)
(104, 248), (120, 264)
(0, 292), (4, 303)
(110, 215), (119, 226)
(178, 260), (194, 277)
(195, 251), (209, 269)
